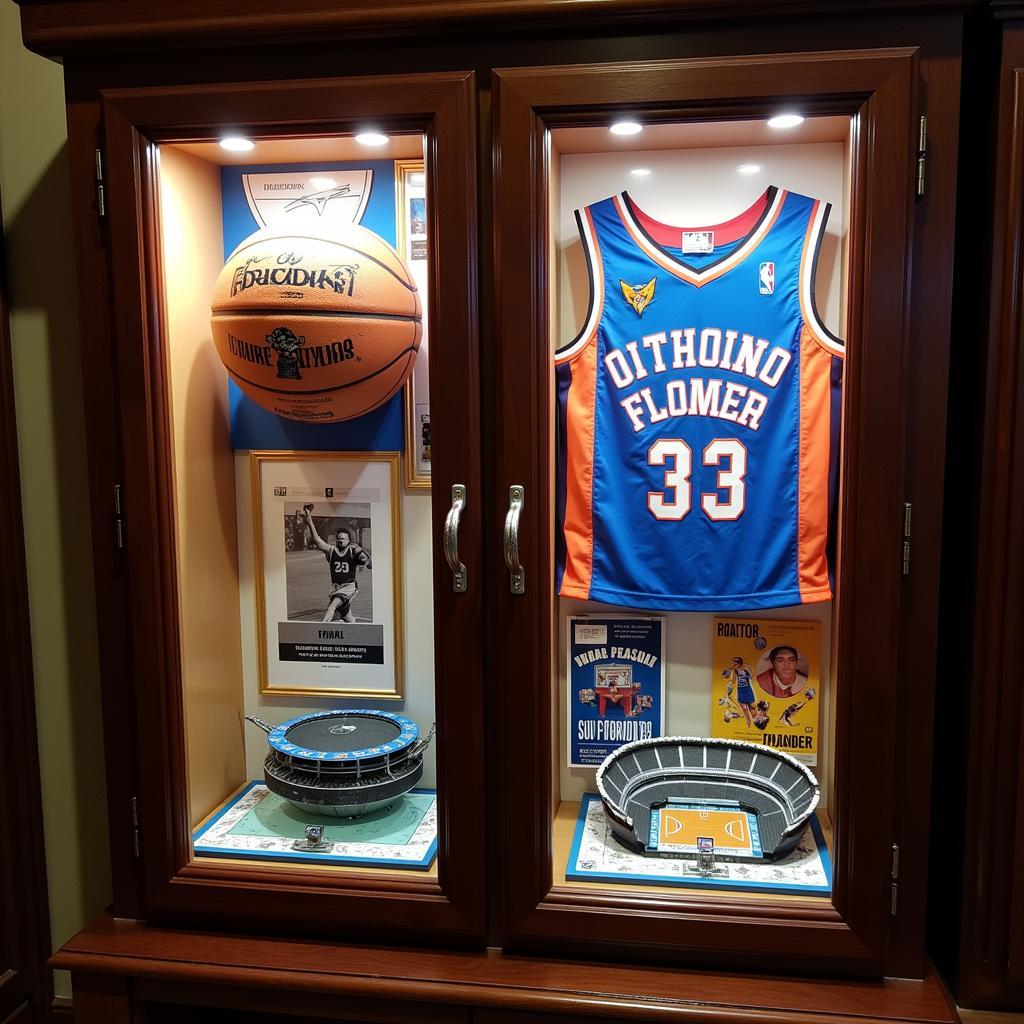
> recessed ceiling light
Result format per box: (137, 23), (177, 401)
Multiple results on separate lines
(767, 113), (804, 130)
(610, 121), (644, 136)
(355, 131), (390, 146)
(220, 136), (254, 152)
(310, 177), (337, 189)
(630, 168), (652, 177)
(737, 164), (761, 175)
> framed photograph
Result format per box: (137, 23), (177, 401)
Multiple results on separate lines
(250, 451), (404, 698)
(396, 159), (430, 489)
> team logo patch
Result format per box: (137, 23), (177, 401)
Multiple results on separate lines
(620, 277), (657, 317)
(759, 262), (775, 295)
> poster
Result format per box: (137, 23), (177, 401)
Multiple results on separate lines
(567, 616), (665, 768)
(711, 617), (821, 765)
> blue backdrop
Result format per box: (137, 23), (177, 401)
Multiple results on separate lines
(220, 159), (404, 452)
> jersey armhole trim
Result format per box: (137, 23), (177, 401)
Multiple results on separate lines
(556, 207), (603, 364)
(800, 200), (846, 358)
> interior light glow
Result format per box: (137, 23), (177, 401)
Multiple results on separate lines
(219, 136), (255, 152)
(767, 113), (804, 130)
(355, 131), (390, 146)
(609, 121), (644, 136)
(630, 168), (652, 177)
(737, 164), (762, 174)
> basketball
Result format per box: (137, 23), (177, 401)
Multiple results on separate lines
(210, 224), (421, 423)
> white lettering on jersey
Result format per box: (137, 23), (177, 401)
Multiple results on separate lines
(602, 323), (790, 433)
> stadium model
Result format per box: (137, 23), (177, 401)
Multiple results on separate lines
(246, 710), (434, 817)
(596, 736), (819, 861)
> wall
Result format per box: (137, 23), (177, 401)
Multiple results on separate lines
(0, 0), (112, 1002)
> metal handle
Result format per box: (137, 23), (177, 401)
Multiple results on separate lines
(504, 485), (525, 594)
(444, 484), (467, 593)
(245, 715), (272, 734)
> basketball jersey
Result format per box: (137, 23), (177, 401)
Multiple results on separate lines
(555, 186), (844, 611)
(327, 543), (367, 587)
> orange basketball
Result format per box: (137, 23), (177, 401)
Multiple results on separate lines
(210, 224), (421, 423)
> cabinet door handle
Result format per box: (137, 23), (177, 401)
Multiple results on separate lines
(444, 484), (467, 593)
(504, 485), (525, 595)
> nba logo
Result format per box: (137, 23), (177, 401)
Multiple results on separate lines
(759, 262), (775, 294)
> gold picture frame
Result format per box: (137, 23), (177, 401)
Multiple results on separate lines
(250, 450), (404, 698)
(396, 158), (431, 490)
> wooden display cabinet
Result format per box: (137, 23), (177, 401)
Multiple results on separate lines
(13, 1), (975, 1020)
(64, 71), (488, 945)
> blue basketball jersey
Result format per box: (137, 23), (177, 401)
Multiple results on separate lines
(555, 187), (844, 611)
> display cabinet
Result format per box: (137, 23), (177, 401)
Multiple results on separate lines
(487, 33), (965, 976)
(61, 70), (487, 944)
(13, 0), (975, 1017)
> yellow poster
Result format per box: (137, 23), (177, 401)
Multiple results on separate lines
(711, 618), (821, 766)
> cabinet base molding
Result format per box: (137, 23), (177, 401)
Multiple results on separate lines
(54, 915), (960, 1024)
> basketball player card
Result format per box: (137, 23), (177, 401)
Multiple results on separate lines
(711, 617), (822, 765)
(567, 616), (665, 767)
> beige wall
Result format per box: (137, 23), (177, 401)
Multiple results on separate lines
(0, 0), (112, 1001)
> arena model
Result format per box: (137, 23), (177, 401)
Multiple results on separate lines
(596, 736), (819, 861)
(246, 710), (434, 817)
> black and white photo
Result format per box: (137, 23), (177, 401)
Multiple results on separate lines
(252, 451), (404, 698)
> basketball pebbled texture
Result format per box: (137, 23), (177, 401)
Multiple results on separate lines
(210, 225), (422, 423)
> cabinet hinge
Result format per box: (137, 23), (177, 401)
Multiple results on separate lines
(95, 147), (107, 219)
(130, 796), (140, 857)
(915, 116), (927, 199)
(889, 843), (899, 917)
(114, 483), (125, 549)
(901, 501), (912, 576)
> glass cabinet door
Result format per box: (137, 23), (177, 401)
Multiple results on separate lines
(97, 72), (485, 942)
(492, 50), (919, 972)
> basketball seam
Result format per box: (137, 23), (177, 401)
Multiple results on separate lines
(212, 309), (421, 323)
(225, 236), (417, 291)
(227, 344), (419, 396)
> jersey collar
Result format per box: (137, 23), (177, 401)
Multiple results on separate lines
(613, 186), (786, 288)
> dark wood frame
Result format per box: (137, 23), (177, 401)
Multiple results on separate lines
(492, 49), (933, 975)
(929, 4), (1024, 1010)
(96, 71), (486, 944)
(0, 197), (54, 1021)
(54, 914), (962, 1024)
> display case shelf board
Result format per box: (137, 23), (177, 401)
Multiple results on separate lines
(193, 783), (437, 869)
(53, 915), (961, 1024)
(565, 794), (832, 896)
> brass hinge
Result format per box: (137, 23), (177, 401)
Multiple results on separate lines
(114, 483), (125, 549)
(890, 843), (900, 916)
(130, 796), (140, 857)
(915, 116), (927, 199)
(901, 502), (912, 576)
(95, 147), (106, 219)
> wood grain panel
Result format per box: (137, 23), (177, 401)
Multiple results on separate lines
(14, 0), (973, 58)
(954, 19), (1024, 1006)
(53, 915), (960, 1024)
(157, 144), (245, 829)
